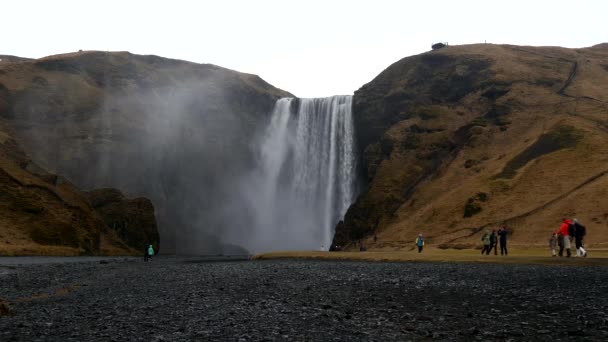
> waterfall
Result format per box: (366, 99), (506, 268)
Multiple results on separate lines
(236, 95), (357, 253)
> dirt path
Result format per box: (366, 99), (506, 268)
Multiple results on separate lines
(558, 61), (578, 95)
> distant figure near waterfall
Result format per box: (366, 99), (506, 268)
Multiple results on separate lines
(481, 231), (491, 255)
(147, 244), (155, 261)
(573, 218), (587, 257)
(498, 225), (508, 256)
(549, 233), (558, 257)
(415, 234), (425, 253)
(557, 232), (565, 256)
(556, 219), (572, 257)
(490, 230), (498, 255)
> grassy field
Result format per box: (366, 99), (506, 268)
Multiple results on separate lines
(254, 247), (608, 266)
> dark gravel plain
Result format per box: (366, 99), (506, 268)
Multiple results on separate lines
(1, 257), (608, 341)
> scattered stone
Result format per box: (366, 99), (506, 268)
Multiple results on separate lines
(1, 258), (607, 340)
(0, 300), (11, 316)
(568, 329), (585, 337)
(512, 329), (525, 337)
(402, 324), (416, 332)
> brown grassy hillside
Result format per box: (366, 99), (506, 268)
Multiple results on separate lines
(334, 43), (608, 250)
(0, 51), (292, 254)
(0, 122), (157, 256)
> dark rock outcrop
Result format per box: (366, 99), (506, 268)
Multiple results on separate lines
(86, 189), (159, 253)
(0, 299), (11, 316)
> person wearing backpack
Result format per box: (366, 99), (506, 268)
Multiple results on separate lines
(415, 233), (425, 253)
(147, 244), (155, 261)
(481, 231), (491, 255)
(557, 218), (572, 257)
(573, 218), (587, 257)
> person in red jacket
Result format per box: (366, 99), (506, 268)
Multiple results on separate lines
(556, 218), (572, 257)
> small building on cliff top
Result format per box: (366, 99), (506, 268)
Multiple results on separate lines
(432, 42), (448, 50)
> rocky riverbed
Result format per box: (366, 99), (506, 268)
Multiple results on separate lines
(1, 257), (608, 341)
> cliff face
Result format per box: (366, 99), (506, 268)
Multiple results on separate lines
(86, 189), (159, 254)
(0, 51), (291, 254)
(0, 122), (158, 256)
(335, 44), (608, 249)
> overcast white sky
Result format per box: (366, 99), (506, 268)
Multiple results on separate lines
(3, 0), (607, 97)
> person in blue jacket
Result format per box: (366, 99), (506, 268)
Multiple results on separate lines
(147, 244), (155, 261)
(415, 233), (425, 253)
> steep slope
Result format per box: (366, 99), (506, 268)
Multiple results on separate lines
(0, 122), (158, 255)
(334, 43), (608, 249)
(0, 51), (291, 254)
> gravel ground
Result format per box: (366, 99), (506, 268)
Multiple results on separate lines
(1, 257), (608, 341)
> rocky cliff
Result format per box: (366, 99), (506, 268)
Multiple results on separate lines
(86, 188), (159, 254)
(0, 122), (158, 255)
(0, 51), (291, 254)
(334, 43), (608, 249)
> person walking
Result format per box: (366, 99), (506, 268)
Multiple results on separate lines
(415, 233), (425, 253)
(549, 233), (557, 257)
(144, 244), (150, 262)
(498, 225), (508, 256)
(490, 230), (498, 255)
(557, 232), (565, 257)
(573, 218), (587, 257)
(481, 231), (491, 255)
(557, 218), (572, 257)
(147, 244), (155, 261)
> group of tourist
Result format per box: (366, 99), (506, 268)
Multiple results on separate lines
(480, 226), (508, 256)
(344, 218), (589, 257)
(550, 218), (587, 257)
(479, 218), (588, 258)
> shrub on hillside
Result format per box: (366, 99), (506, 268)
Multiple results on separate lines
(464, 192), (488, 217)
